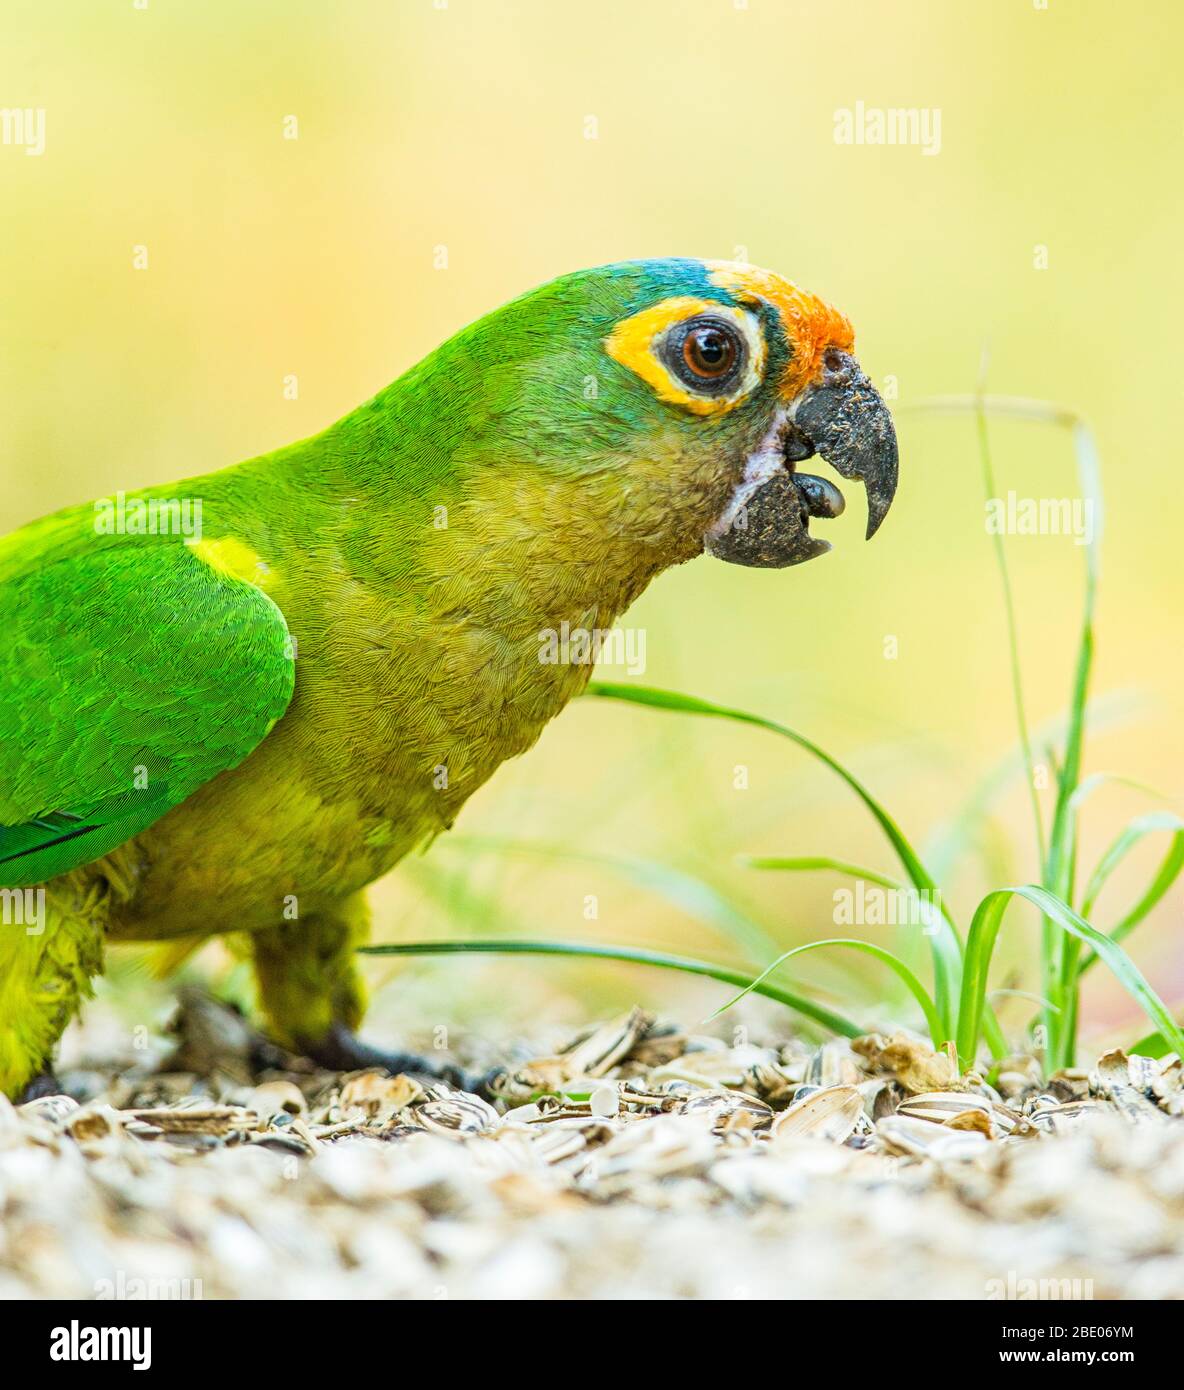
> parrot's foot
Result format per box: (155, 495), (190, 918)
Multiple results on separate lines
(17, 1069), (64, 1104)
(300, 1022), (490, 1097)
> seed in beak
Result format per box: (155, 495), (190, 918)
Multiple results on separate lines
(793, 472), (846, 520)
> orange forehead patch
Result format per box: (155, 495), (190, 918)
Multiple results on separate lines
(706, 261), (854, 397)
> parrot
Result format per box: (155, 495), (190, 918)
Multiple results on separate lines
(0, 258), (898, 1099)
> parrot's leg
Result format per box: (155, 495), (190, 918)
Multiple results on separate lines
(0, 869), (107, 1100)
(248, 895), (469, 1089)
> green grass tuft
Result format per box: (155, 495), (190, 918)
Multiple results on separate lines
(363, 395), (1183, 1076)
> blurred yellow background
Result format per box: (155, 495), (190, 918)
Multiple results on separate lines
(3, 0), (1182, 1053)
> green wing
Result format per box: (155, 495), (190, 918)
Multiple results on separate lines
(0, 533), (294, 887)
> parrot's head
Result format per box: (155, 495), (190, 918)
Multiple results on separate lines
(452, 258), (898, 573)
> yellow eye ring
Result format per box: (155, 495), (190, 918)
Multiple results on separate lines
(604, 297), (765, 415)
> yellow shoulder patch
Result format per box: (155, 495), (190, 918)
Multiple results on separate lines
(604, 295), (764, 416)
(186, 535), (277, 591)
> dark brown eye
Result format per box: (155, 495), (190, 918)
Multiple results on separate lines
(683, 325), (736, 379)
(665, 316), (746, 394)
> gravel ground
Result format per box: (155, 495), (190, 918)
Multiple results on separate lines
(3, 993), (1183, 1300)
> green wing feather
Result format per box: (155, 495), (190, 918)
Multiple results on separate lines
(0, 528), (294, 887)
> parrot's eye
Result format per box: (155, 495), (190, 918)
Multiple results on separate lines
(664, 316), (746, 394)
(683, 326), (734, 377)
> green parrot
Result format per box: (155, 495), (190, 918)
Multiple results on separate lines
(0, 258), (897, 1098)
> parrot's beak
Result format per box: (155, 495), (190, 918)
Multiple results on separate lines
(705, 349), (899, 569)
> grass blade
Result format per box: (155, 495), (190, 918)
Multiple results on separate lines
(1127, 1029), (1175, 1061)
(741, 855), (903, 892)
(741, 854), (959, 1042)
(586, 683), (938, 894)
(1059, 774), (1171, 930)
(973, 391), (1046, 873)
(924, 695), (1143, 881)
(1069, 772), (1169, 815)
(1079, 812), (1184, 918)
(358, 937), (865, 1038)
(956, 884), (1184, 1067)
(910, 397), (1104, 1067)
(586, 681), (1014, 1055)
(1076, 826), (1184, 977)
(1056, 813), (1184, 1066)
(1042, 420), (1102, 1057)
(702, 936), (944, 1045)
